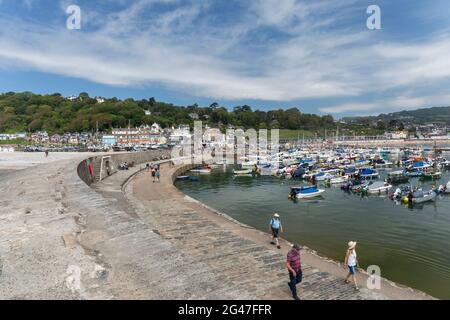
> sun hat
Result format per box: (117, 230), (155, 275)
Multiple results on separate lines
(348, 241), (357, 250)
(274, 213), (280, 218)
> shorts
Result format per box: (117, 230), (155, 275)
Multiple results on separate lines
(271, 227), (279, 238)
(348, 265), (357, 275)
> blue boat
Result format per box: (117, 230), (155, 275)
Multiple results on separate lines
(290, 186), (325, 199)
(359, 168), (379, 180)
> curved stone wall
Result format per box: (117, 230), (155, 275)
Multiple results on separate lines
(77, 150), (171, 185)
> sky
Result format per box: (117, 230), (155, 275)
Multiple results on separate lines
(1, 0), (450, 116)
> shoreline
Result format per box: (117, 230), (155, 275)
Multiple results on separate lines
(0, 151), (436, 299)
(126, 161), (434, 300)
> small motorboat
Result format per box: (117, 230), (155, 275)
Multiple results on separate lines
(314, 172), (334, 181)
(290, 186), (325, 199)
(410, 190), (437, 204)
(328, 176), (349, 184)
(233, 169), (253, 175)
(366, 181), (392, 194)
(190, 166), (212, 174)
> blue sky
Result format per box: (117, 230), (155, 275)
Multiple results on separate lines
(1, 0), (450, 116)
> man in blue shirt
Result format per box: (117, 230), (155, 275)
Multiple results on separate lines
(269, 213), (283, 249)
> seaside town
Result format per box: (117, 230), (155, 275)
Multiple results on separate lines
(1, 94), (449, 154)
(2, 0), (450, 310)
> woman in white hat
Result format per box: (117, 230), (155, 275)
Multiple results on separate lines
(344, 241), (359, 291)
(269, 213), (283, 249)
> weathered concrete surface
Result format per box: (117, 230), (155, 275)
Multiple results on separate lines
(125, 164), (434, 300)
(0, 152), (434, 300)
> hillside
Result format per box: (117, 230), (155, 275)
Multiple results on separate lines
(377, 106), (450, 124)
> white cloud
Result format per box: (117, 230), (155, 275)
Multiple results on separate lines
(0, 0), (450, 112)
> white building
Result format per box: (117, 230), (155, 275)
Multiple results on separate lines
(170, 125), (191, 143)
(150, 123), (162, 133)
(96, 97), (105, 104)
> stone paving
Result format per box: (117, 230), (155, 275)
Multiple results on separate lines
(0, 155), (433, 300)
(123, 164), (416, 300)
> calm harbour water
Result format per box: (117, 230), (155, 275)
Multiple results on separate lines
(176, 161), (450, 299)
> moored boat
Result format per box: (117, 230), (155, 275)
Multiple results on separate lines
(233, 169), (253, 175)
(190, 166), (212, 174)
(366, 181), (392, 194)
(290, 186), (325, 199)
(411, 190), (437, 204)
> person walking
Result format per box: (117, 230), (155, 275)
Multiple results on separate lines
(344, 241), (359, 291)
(287, 244), (303, 300)
(269, 213), (283, 249)
(156, 168), (161, 183)
(151, 166), (156, 183)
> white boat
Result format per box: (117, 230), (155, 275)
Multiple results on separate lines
(367, 181), (392, 194)
(190, 167), (212, 174)
(290, 186), (325, 199)
(241, 161), (257, 168)
(412, 190), (437, 204)
(314, 172), (334, 181)
(233, 169), (253, 175)
(374, 161), (394, 169)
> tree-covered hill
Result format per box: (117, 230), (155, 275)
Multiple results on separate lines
(0, 92), (336, 134)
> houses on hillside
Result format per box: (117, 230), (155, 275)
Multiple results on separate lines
(111, 124), (167, 146)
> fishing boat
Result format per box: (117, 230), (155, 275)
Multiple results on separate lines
(366, 181), (392, 194)
(387, 171), (409, 184)
(290, 186), (325, 199)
